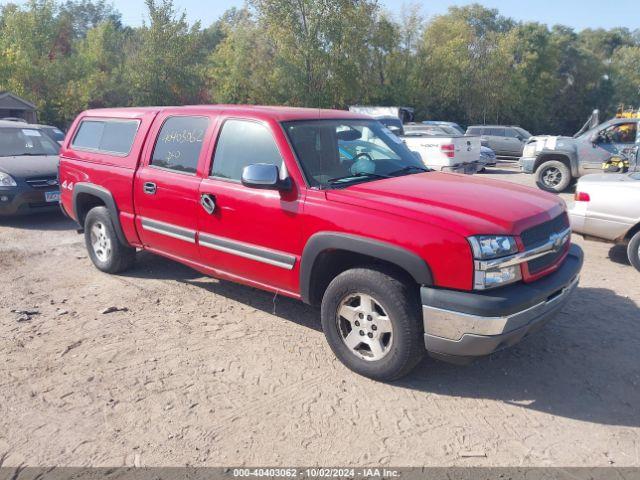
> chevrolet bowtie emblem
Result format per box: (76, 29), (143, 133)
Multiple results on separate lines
(550, 231), (568, 251)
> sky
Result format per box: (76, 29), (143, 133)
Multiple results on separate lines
(1, 0), (639, 31)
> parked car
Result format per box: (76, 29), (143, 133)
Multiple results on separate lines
(35, 124), (66, 145)
(402, 124), (482, 174)
(479, 145), (497, 169)
(520, 118), (640, 193)
(569, 173), (640, 271)
(422, 121), (465, 135)
(59, 105), (583, 381)
(0, 120), (61, 216)
(466, 125), (531, 158)
(430, 124), (496, 169)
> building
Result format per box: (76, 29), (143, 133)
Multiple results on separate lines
(0, 92), (38, 123)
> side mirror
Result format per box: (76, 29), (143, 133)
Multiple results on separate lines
(590, 133), (601, 144)
(241, 164), (291, 190)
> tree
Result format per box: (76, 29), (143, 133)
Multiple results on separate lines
(611, 45), (640, 107)
(0, 0), (637, 133)
(125, 0), (207, 106)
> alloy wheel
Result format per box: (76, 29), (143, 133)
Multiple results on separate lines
(336, 293), (394, 361)
(542, 166), (562, 187)
(90, 221), (112, 263)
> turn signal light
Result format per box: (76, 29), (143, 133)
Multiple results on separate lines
(574, 192), (590, 202)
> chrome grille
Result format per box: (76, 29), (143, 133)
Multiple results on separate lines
(521, 213), (570, 274)
(26, 177), (58, 189)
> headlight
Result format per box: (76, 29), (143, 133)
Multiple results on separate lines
(468, 235), (518, 260)
(523, 144), (536, 157)
(468, 235), (521, 290)
(0, 172), (17, 187)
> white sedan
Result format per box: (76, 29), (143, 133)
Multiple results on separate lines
(569, 173), (640, 271)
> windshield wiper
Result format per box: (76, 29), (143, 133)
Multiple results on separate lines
(327, 172), (391, 185)
(5, 152), (50, 156)
(388, 165), (430, 176)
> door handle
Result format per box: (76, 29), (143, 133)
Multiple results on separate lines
(200, 193), (216, 215)
(143, 182), (157, 195)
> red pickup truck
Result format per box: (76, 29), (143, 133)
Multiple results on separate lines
(59, 105), (583, 380)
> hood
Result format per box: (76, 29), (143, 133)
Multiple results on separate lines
(0, 155), (59, 179)
(326, 172), (565, 237)
(527, 135), (577, 152)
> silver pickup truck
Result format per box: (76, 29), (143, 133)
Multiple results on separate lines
(520, 118), (640, 192)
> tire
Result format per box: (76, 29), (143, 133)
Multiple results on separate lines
(535, 160), (572, 193)
(320, 267), (425, 381)
(84, 206), (135, 274)
(627, 230), (640, 272)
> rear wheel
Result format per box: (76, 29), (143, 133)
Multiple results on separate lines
(84, 206), (135, 273)
(627, 230), (640, 272)
(535, 160), (572, 193)
(321, 267), (424, 381)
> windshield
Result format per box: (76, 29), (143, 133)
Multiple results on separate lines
(378, 118), (402, 129)
(45, 127), (65, 142)
(0, 127), (60, 156)
(514, 127), (532, 139)
(404, 124), (447, 136)
(283, 119), (426, 188)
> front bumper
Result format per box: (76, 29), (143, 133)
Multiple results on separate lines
(519, 156), (536, 173)
(421, 244), (583, 360)
(0, 188), (60, 216)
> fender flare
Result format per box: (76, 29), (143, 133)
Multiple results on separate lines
(299, 232), (433, 304)
(73, 182), (129, 246)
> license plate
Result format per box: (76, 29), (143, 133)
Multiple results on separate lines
(45, 191), (60, 203)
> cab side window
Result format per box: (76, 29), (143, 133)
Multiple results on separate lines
(601, 123), (637, 144)
(151, 116), (209, 174)
(211, 119), (282, 181)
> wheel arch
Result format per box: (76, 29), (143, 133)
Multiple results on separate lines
(73, 183), (129, 246)
(300, 232), (433, 306)
(624, 222), (640, 242)
(534, 153), (577, 177)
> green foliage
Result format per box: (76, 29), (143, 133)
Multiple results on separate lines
(0, 0), (638, 134)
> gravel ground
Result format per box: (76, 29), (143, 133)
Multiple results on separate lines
(0, 165), (639, 467)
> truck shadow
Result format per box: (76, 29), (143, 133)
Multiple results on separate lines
(398, 286), (640, 428)
(482, 168), (522, 175)
(608, 244), (632, 266)
(0, 211), (76, 231)
(128, 251), (322, 332)
(127, 253), (639, 428)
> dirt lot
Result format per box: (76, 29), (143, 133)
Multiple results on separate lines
(1, 166), (639, 467)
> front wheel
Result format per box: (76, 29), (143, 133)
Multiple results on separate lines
(84, 206), (135, 274)
(320, 267), (425, 381)
(627, 230), (640, 272)
(535, 161), (572, 193)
